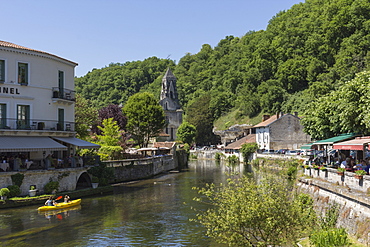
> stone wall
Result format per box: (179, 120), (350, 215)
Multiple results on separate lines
(299, 178), (370, 245)
(105, 155), (178, 183)
(269, 114), (311, 150)
(0, 168), (88, 196)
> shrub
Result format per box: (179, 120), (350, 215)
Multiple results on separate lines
(11, 173), (24, 187)
(0, 188), (10, 196)
(355, 170), (367, 175)
(309, 228), (349, 247)
(287, 166), (298, 180)
(337, 167), (345, 172)
(44, 181), (59, 194)
(227, 155), (239, 166)
(92, 176), (99, 183)
(215, 152), (225, 161)
(7, 185), (21, 197)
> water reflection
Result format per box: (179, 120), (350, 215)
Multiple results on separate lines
(0, 159), (240, 246)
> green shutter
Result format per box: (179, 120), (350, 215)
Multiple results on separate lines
(0, 60), (4, 81)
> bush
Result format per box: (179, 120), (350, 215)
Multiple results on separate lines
(44, 181), (59, 194)
(309, 228), (349, 247)
(11, 173), (24, 187)
(92, 176), (99, 183)
(215, 152), (225, 161)
(7, 185), (21, 197)
(0, 188), (10, 196)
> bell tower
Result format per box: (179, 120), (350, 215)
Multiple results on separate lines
(159, 68), (183, 141)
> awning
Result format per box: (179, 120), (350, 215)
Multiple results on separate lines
(333, 136), (370, 151)
(0, 136), (67, 152)
(312, 133), (358, 145)
(51, 137), (100, 149)
(300, 143), (315, 149)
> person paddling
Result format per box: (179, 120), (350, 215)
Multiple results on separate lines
(45, 196), (55, 206)
(64, 195), (70, 203)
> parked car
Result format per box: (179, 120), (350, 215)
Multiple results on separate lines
(286, 150), (297, 155)
(262, 149), (274, 154)
(276, 149), (289, 154)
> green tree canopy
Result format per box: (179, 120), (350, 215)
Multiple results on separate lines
(95, 118), (123, 160)
(301, 70), (370, 139)
(176, 122), (196, 146)
(123, 92), (166, 148)
(75, 94), (98, 139)
(185, 95), (220, 146)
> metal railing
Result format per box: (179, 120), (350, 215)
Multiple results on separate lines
(52, 87), (76, 101)
(0, 118), (75, 131)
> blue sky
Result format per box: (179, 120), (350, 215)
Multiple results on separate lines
(3, 0), (302, 77)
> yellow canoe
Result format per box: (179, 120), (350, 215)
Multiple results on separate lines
(37, 199), (81, 212)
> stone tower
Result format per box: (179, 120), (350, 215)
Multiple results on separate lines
(159, 68), (183, 141)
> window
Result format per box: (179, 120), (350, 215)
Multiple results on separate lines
(0, 104), (6, 128)
(58, 108), (64, 130)
(0, 60), (4, 82)
(17, 105), (30, 129)
(58, 70), (64, 97)
(18, 62), (28, 85)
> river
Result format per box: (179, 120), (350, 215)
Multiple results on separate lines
(0, 159), (245, 246)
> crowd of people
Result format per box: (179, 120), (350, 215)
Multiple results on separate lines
(339, 157), (370, 173)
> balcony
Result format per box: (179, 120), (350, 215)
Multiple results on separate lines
(52, 87), (75, 103)
(0, 118), (75, 132)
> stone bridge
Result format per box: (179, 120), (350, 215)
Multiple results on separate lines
(0, 167), (92, 196)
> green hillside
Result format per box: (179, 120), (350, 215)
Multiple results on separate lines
(75, 0), (370, 131)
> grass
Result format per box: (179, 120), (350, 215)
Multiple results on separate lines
(299, 236), (367, 247)
(213, 109), (268, 131)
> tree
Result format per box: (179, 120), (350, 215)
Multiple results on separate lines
(177, 122), (196, 146)
(186, 95), (220, 146)
(123, 92), (166, 148)
(98, 104), (127, 131)
(74, 94), (98, 139)
(240, 142), (259, 162)
(193, 175), (315, 246)
(95, 118), (123, 160)
(301, 70), (370, 139)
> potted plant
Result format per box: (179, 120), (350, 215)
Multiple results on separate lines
(337, 167), (345, 176)
(0, 188), (10, 200)
(319, 166), (327, 171)
(29, 185), (38, 197)
(91, 176), (99, 189)
(304, 165), (311, 169)
(313, 165), (319, 170)
(354, 170), (367, 179)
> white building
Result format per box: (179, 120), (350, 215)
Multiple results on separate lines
(0, 41), (98, 171)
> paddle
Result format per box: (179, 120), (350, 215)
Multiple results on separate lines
(55, 196), (63, 201)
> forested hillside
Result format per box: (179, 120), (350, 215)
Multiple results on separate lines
(75, 0), (370, 130)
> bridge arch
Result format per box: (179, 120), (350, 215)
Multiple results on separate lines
(76, 172), (92, 190)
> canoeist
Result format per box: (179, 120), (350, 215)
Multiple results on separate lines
(45, 196), (56, 206)
(64, 195), (70, 203)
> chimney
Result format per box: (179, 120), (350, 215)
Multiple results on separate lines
(262, 115), (270, 121)
(276, 112), (280, 119)
(294, 112), (298, 116)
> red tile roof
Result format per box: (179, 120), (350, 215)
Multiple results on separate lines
(0, 40), (78, 66)
(225, 134), (256, 150)
(253, 115), (278, 128)
(154, 142), (175, 148)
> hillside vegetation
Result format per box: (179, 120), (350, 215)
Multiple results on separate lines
(75, 0), (370, 132)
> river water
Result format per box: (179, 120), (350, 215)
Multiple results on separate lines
(0, 160), (245, 247)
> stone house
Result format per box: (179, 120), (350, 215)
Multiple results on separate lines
(254, 113), (311, 151)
